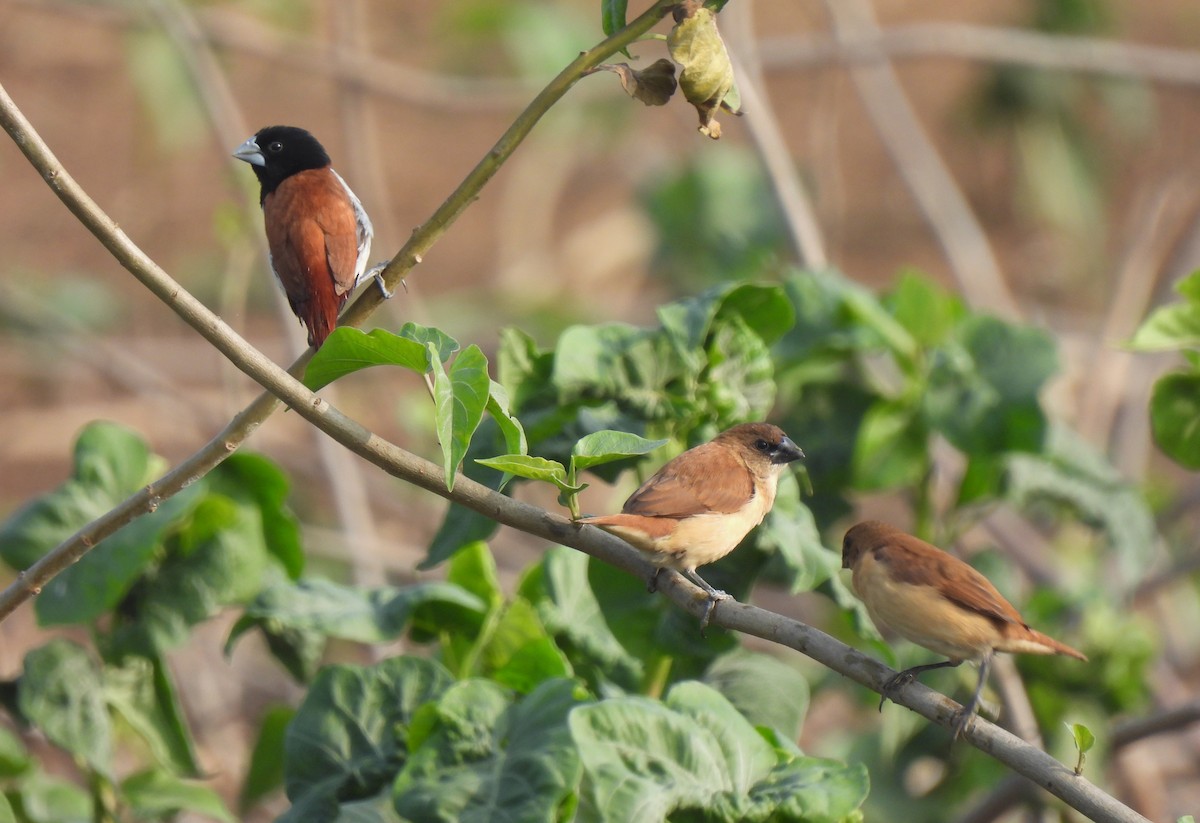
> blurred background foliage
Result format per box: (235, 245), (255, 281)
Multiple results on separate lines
(2, 0), (1200, 820)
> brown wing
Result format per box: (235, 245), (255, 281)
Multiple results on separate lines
(620, 440), (755, 518)
(264, 170), (356, 346)
(875, 534), (1026, 627)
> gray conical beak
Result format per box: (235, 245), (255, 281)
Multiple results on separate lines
(773, 436), (804, 465)
(232, 137), (265, 167)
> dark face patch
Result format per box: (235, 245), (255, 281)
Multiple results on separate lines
(246, 126), (332, 199)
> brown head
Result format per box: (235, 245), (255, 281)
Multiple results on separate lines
(712, 423), (804, 472)
(841, 519), (902, 570)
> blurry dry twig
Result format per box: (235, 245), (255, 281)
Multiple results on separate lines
(820, 0), (1020, 319)
(722, 4), (828, 269)
(761, 22), (1200, 88)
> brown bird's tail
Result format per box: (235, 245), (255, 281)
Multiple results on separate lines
(1002, 625), (1087, 661)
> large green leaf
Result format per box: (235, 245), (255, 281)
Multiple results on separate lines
(1006, 425), (1156, 575)
(393, 678), (584, 823)
(9, 771), (90, 823)
(570, 681), (866, 822)
(432, 344), (492, 491)
(303, 327), (439, 390)
(231, 579), (486, 645)
(281, 657), (455, 820)
(1129, 270), (1200, 351)
(0, 422), (201, 627)
(18, 640), (111, 778)
(121, 770), (234, 823)
(571, 430), (669, 472)
(851, 400), (928, 491)
(525, 547), (642, 690)
(103, 655), (200, 776)
(110, 494), (272, 657)
(210, 452), (304, 578)
(0, 726), (31, 778)
(1149, 371), (1200, 468)
(240, 705), (293, 813)
(884, 269), (965, 348)
(704, 651), (809, 741)
(473, 598), (573, 693)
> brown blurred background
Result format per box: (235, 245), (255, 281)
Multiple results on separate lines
(3, 0), (1200, 819)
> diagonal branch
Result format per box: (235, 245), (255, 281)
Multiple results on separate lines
(0, 0), (675, 620)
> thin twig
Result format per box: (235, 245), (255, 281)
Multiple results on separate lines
(759, 22), (1200, 89)
(1112, 698), (1200, 750)
(722, 3), (829, 269)
(819, 0), (1020, 320)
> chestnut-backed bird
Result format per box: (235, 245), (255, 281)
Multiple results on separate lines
(841, 520), (1086, 738)
(233, 125), (386, 348)
(580, 423), (804, 630)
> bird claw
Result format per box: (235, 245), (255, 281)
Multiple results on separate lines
(951, 708), (975, 740)
(364, 261), (398, 299)
(697, 589), (732, 637)
(878, 670), (916, 712)
(646, 568), (663, 593)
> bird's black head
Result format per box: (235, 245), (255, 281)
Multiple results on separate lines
(232, 126), (331, 201)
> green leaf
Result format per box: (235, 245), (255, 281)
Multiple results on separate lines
(704, 651), (809, 740)
(398, 321), (461, 364)
(0, 422), (202, 627)
(571, 430), (668, 472)
(18, 640), (112, 778)
(1149, 371), (1200, 468)
(210, 452), (304, 578)
(447, 541), (504, 613)
(740, 757), (869, 823)
(0, 793), (13, 823)
(1066, 722), (1095, 775)
(121, 770), (235, 823)
(0, 726), (31, 778)
(885, 269), (965, 347)
(103, 655), (200, 776)
(9, 771), (90, 823)
(282, 657), (455, 819)
(755, 473), (838, 593)
(532, 547), (642, 690)
(234, 579), (486, 645)
(1006, 425), (1156, 576)
(484, 382), (528, 490)
(704, 312), (777, 421)
(842, 284), (919, 367)
(33, 487), (201, 627)
(473, 598), (573, 693)
(601, 0), (628, 37)
(432, 344), (492, 491)
(303, 327), (432, 390)
(852, 400), (927, 490)
(570, 694), (731, 821)
(240, 705), (293, 813)
(110, 494), (272, 656)
(394, 678), (584, 823)
(1129, 271), (1200, 351)
(474, 455), (577, 492)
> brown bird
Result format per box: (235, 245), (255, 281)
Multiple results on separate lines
(841, 520), (1087, 738)
(580, 423), (804, 630)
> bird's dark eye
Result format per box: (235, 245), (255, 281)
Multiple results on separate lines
(268, 141), (283, 153)
(755, 439), (770, 451)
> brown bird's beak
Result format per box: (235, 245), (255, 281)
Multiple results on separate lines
(772, 436), (804, 465)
